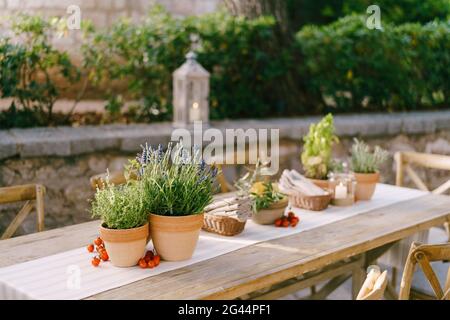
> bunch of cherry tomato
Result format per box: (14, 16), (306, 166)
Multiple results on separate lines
(87, 237), (109, 267)
(138, 250), (161, 269)
(87, 237), (161, 269)
(274, 211), (300, 228)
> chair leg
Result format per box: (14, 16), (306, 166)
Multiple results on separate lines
(310, 285), (316, 295)
(35, 184), (45, 232)
(391, 267), (398, 289)
(444, 222), (450, 242)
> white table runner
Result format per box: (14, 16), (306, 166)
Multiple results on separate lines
(0, 184), (426, 300)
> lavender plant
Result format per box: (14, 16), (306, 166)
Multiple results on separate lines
(139, 142), (217, 216)
(351, 138), (389, 174)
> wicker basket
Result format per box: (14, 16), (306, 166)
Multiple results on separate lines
(203, 214), (247, 236)
(289, 192), (331, 211)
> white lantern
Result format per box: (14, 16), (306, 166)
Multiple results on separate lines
(172, 50), (210, 127)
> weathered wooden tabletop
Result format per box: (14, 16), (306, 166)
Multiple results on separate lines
(0, 192), (449, 300)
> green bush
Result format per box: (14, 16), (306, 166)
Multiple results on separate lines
(286, 0), (450, 28)
(82, 7), (291, 121)
(1, 10), (449, 129)
(341, 0), (450, 25)
(0, 15), (79, 129)
(296, 15), (449, 113)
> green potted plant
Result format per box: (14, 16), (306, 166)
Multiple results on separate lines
(251, 182), (288, 225)
(91, 180), (149, 267)
(139, 143), (216, 261)
(301, 114), (339, 188)
(351, 138), (389, 200)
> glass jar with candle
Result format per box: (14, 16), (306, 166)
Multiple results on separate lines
(328, 172), (356, 206)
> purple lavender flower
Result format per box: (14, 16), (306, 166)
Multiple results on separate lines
(138, 143), (151, 166)
(199, 159), (206, 172)
(211, 166), (218, 178)
(156, 144), (164, 162)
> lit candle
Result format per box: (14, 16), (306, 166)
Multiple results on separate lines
(190, 101), (201, 122)
(334, 182), (347, 199)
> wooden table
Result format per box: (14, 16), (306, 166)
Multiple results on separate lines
(1, 192), (449, 300)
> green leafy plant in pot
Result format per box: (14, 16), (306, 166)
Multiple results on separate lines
(301, 114), (339, 189)
(139, 142), (216, 261)
(351, 138), (389, 200)
(251, 182), (287, 225)
(91, 180), (149, 267)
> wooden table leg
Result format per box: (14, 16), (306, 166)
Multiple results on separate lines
(306, 274), (352, 300)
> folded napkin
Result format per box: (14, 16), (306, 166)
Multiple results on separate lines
(279, 169), (328, 196)
(205, 196), (252, 222)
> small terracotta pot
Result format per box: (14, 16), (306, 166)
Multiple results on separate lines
(354, 172), (380, 201)
(252, 197), (288, 225)
(99, 223), (149, 267)
(308, 178), (329, 190)
(149, 213), (204, 261)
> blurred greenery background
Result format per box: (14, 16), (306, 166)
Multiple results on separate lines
(0, 0), (449, 128)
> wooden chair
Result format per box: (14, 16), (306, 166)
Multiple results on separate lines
(399, 242), (450, 300)
(386, 151), (450, 289)
(0, 184), (45, 240)
(395, 151), (450, 240)
(395, 151), (450, 196)
(90, 171), (127, 190)
(356, 268), (388, 300)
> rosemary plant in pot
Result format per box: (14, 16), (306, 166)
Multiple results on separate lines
(351, 139), (389, 200)
(301, 114), (339, 189)
(139, 143), (216, 261)
(91, 181), (149, 267)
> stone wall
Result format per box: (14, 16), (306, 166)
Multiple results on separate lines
(1, 111), (450, 236)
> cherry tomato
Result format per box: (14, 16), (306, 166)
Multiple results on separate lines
(94, 237), (103, 246)
(147, 260), (156, 268)
(87, 244), (94, 253)
(91, 257), (100, 267)
(291, 221), (298, 227)
(282, 219), (290, 227)
(145, 250), (154, 258)
(288, 211), (295, 219)
(274, 218), (282, 227)
(100, 251), (109, 261)
(153, 255), (161, 266)
(138, 258), (147, 269)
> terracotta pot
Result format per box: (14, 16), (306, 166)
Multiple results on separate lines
(354, 172), (380, 201)
(308, 178), (329, 190)
(149, 213), (204, 261)
(252, 197), (288, 225)
(99, 223), (149, 267)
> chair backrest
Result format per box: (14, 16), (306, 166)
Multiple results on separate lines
(395, 151), (450, 194)
(399, 242), (450, 300)
(0, 184), (45, 240)
(357, 269), (388, 300)
(90, 171), (127, 190)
